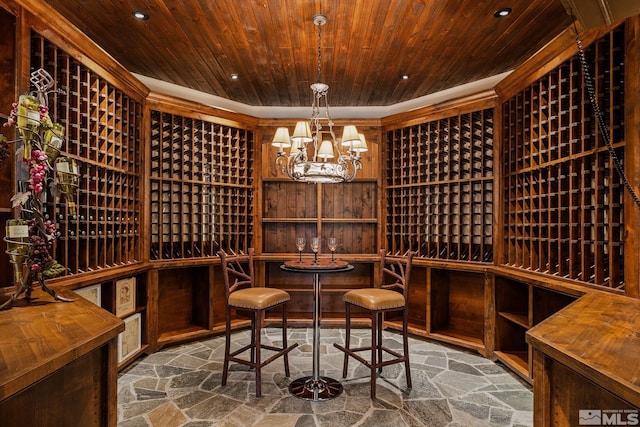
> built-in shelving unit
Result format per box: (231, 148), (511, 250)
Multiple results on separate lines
(385, 109), (494, 262)
(501, 24), (625, 289)
(149, 110), (254, 260)
(261, 179), (377, 254)
(30, 34), (143, 276)
(145, 102), (255, 348)
(0, 6), (15, 291)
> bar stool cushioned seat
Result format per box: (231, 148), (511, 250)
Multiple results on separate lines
(218, 248), (298, 398)
(334, 249), (415, 398)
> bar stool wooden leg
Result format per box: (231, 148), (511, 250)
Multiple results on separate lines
(222, 308), (231, 386)
(254, 309), (262, 397)
(377, 311), (383, 374)
(403, 308), (412, 389)
(370, 310), (378, 399)
(342, 303), (351, 378)
(282, 303), (291, 377)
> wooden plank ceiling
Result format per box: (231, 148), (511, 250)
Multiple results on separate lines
(42, 0), (573, 107)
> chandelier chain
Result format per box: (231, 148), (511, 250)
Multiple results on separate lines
(316, 20), (322, 83)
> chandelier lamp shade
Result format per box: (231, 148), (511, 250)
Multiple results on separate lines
(272, 14), (367, 183)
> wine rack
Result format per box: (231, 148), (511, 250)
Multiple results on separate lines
(149, 110), (254, 259)
(385, 109), (494, 261)
(30, 33), (142, 274)
(501, 24), (625, 289)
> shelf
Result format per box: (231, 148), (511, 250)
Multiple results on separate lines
(261, 218), (319, 223)
(261, 181), (378, 254)
(498, 311), (529, 328)
(430, 328), (485, 347)
(156, 266), (211, 339)
(494, 350), (529, 380)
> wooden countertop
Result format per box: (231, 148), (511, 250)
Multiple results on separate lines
(0, 289), (124, 400)
(526, 291), (640, 408)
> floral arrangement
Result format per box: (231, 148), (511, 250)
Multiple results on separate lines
(1, 69), (75, 309)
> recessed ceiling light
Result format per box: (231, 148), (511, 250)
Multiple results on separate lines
(132, 11), (149, 20)
(230, 74), (239, 80)
(401, 74), (410, 80)
(494, 8), (512, 18)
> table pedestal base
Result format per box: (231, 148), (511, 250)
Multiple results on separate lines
(288, 376), (343, 401)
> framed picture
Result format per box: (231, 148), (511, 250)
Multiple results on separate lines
(74, 284), (101, 307)
(115, 277), (136, 317)
(118, 313), (142, 362)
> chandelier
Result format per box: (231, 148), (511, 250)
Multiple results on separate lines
(272, 14), (367, 184)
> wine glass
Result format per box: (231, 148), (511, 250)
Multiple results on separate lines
(328, 237), (337, 263)
(310, 237), (320, 264)
(296, 237), (306, 263)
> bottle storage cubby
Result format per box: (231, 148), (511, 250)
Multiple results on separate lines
(30, 33), (142, 275)
(502, 24), (625, 289)
(429, 268), (486, 347)
(494, 277), (531, 377)
(149, 110), (254, 259)
(385, 109), (494, 261)
(494, 276), (578, 381)
(156, 266), (211, 343)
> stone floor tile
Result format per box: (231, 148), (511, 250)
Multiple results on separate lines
(118, 328), (533, 426)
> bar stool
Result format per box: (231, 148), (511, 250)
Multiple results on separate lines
(334, 249), (415, 398)
(218, 248), (298, 397)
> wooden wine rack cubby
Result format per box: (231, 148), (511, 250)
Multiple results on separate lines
(30, 34), (143, 275)
(149, 110), (254, 260)
(385, 109), (494, 261)
(501, 24), (625, 289)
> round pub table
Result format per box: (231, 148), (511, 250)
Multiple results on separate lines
(281, 258), (354, 401)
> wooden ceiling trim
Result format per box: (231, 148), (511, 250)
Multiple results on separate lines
(494, 20), (622, 101)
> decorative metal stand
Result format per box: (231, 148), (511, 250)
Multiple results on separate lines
(0, 69), (76, 310)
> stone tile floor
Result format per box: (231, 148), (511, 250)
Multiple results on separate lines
(118, 328), (533, 426)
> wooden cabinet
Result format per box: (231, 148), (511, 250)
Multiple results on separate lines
(148, 265), (214, 349)
(527, 292), (640, 426)
(0, 289), (123, 427)
(146, 100), (255, 348)
(494, 277), (530, 376)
